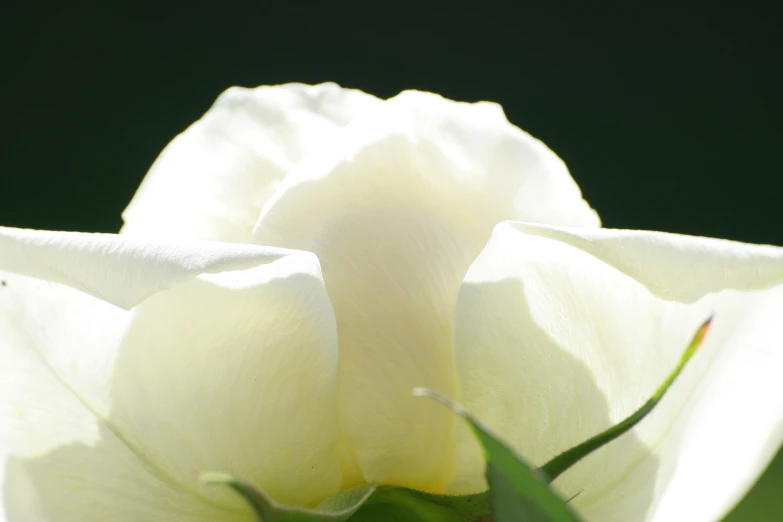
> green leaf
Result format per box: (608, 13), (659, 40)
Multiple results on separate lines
(201, 473), (480, 522)
(538, 317), (712, 483)
(414, 389), (580, 522)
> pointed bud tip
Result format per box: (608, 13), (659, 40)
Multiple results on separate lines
(694, 315), (714, 350)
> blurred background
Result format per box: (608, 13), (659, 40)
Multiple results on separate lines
(1, 4), (781, 520)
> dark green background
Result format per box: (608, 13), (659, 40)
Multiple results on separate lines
(1, 4), (781, 519)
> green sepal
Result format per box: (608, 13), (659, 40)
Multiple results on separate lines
(201, 473), (484, 522)
(414, 389), (580, 522)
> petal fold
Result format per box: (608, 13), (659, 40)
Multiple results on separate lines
(513, 223), (783, 301)
(0, 226), (293, 310)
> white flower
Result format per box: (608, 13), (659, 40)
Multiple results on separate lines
(0, 83), (781, 522)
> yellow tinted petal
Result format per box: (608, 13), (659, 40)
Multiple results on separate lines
(254, 91), (598, 491)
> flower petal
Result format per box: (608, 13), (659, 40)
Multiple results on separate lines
(252, 91), (599, 491)
(512, 223), (783, 301)
(0, 272), (237, 521)
(0, 229), (342, 518)
(637, 288), (783, 522)
(121, 83), (381, 243)
(451, 222), (783, 522)
(106, 252), (343, 508)
(0, 226), (293, 310)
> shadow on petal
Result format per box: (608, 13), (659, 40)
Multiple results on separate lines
(5, 426), (250, 522)
(453, 279), (661, 522)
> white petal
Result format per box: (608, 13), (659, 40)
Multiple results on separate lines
(512, 223), (783, 301)
(0, 273), (238, 521)
(121, 83), (381, 242)
(106, 253), (342, 508)
(0, 226), (294, 310)
(639, 289), (783, 521)
(451, 222), (783, 522)
(1, 231), (342, 518)
(252, 90), (599, 491)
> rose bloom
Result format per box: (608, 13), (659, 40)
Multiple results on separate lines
(2, 84), (783, 522)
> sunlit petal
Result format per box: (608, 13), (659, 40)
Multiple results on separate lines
(0, 229), (341, 519)
(122, 83), (381, 242)
(452, 222), (783, 522)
